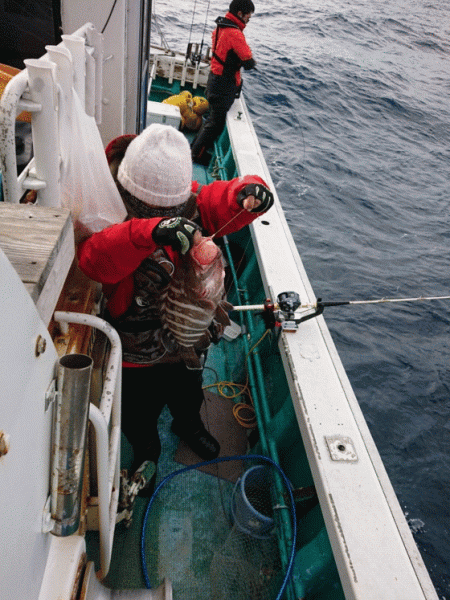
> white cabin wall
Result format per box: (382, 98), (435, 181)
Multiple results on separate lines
(0, 249), (59, 600)
(60, 0), (142, 143)
(124, 0), (144, 135)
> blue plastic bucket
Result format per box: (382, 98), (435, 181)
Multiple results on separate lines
(231, 465), (275, 539)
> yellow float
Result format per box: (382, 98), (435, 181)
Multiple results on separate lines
(162, 92), (208, 131)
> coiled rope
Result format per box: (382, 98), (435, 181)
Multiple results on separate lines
(203, 328), (272, 428)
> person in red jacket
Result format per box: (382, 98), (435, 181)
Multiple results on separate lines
(191, 0), (256, 164)
(78, 123), (273, 480)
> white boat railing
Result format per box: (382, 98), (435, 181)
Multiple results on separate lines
(54, 311), (122, 579)
(0, 23), (103, 206)
(149, 45), (210, 90)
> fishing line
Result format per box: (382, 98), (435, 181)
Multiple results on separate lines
(200, 225), (273, 430)
(210, 208), (247, 240)
(205, 207), (255, 299)
(223, 233), (254, 299)
(203, 329), (272, 428)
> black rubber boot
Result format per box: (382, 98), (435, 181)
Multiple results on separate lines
(171, 421), (220, 461)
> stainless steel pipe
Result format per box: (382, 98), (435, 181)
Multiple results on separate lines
(51, 353), (93, 536)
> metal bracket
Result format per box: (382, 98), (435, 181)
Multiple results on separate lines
(42, 495), (55, 533)
(44, 378), (59, 412)
(116, 462), (156, 527)
(325, 435), (358, 462)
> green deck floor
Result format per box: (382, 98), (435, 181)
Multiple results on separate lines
(86, 340), (288, 599)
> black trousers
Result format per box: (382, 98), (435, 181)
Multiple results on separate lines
(191, 72), (238, 160)
(121, 363), (204, 471)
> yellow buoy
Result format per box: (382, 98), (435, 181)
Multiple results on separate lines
(160, 92), (203, 131)
(183, 113), (202, 131)
(192, 96), (209, 116)
(162, 95), (189, 112)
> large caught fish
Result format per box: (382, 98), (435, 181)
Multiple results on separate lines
(160, 236), (232, 369)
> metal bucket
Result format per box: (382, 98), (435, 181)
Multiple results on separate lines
(231, 465), (275, 539)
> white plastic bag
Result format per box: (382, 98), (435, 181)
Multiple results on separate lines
(59, 88), (127, 235)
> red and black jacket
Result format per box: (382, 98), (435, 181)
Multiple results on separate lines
(210, 12), (255, 87)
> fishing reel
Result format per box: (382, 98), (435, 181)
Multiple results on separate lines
(235, 290), (450, 331)
(263, 292), (324, 331)
(278, 291), (323, 330)
(233, 291), (325, 331)
(186, 42), (211, 66)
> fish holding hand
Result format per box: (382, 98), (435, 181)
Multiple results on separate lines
(160, 234), (233, 369)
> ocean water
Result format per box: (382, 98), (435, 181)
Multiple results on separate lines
(152, 0), (450, 596)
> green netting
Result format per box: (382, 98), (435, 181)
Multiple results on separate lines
(141, 456), (296, 600)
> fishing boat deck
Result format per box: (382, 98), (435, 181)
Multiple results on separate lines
(89, 76), (345, 600)
(139, 78), (440, 599)
(86, 346), (313, 599)
(83, 224), (341, 598)
(192, 157), (212, 186)
(89, 404), (240, 593)
(0, 17), (440, 600)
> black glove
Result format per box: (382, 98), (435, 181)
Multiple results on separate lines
(152, 217), (200, 255)
(242, 58), (256, 71)
(236, 183), (274, 213)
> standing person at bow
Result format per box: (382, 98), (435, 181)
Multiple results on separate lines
(191, 0), (256, 164)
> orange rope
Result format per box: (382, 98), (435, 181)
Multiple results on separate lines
(202, 329), (272, 428)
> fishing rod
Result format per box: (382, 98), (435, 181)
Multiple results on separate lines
(233, 294), (450, 312)
(231, 291), (450, 330)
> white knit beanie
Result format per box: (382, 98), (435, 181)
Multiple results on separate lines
(117, 123), (192, 207)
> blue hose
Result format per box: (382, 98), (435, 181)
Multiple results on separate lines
(140, 454), (297, 600)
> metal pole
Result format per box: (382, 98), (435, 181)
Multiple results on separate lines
(51, 353), (93, 536)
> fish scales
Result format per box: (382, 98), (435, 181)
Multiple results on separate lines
(160, 238), (232, 368)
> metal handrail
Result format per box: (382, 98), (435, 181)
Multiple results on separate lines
(54, 311), (122, 579)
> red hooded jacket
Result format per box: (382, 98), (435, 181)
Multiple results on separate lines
(77, 175), (267, 321)
(210, 12), (253, 87)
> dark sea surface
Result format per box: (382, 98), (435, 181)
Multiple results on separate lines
(153, 0), (450, 596)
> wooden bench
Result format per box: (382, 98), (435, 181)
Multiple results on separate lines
(0, 203), (75, 326)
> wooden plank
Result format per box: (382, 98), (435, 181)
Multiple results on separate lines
(49, 261), (101, 357)
(35, 225), (75, 325)
(0, 204), (75, 324)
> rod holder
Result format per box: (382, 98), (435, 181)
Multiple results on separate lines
(51, 353), (93, 536)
